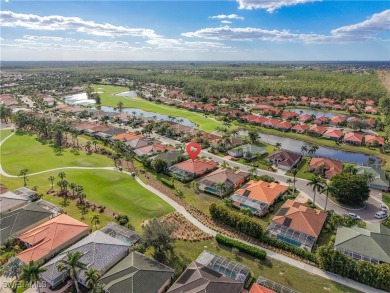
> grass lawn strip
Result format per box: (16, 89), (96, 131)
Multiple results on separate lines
(1, 132), (114, 175)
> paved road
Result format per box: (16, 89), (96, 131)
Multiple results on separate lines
(0, 131), (385, 293)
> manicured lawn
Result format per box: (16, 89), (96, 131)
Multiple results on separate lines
(286, 157), (312, 179)
(93, 84), (223, 132)
(383, 192), (390, 208)
(0, 131), (114, 175)
(171, 239), (362, 293)
(0, 129), (13, 140)
(1, 169), (174, 232)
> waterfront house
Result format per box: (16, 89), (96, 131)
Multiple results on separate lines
(169, 159), (218, 182)
(267, 151), (302, 171)
(356, 165), (389, 191)
(228, 144), (267, 160)
(344, 132), (363, 145)
(323, 128), (343, 141)
(309, 157), (343, 179)
(291, 124), (309, 134)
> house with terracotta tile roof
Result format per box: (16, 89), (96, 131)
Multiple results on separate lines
(313, 115), (329, 125)
(297, 114), (312, 123)
(231, 180), (288, 216)
(348, 105), (359, 113)
(267, 151), (302, 171)
(364, 135), (384, 147)
(365, 106), (378, 114)
(113, 132), (143, 142)
(169, 159), (218, 182)
(323, 128), (344, 141)
(275, 121), (292, 132)
(266, 200), (327, 251)
(309, 157), (343, 179)
(261, 118), (280, 128)
(345, 98), (354, 105)
(16, 214), (89, 264)
(282, 111), (298, 120)
(250, 283), (276, 293)
(291, 124), (309, 134)
(332, 104), (345, 111)
(133, 143), (175, 157)
(344, 132), (363, 145)
(196, 168), (249, 197)
(307, 125), (327, 136)
(330, 116), (347, 126)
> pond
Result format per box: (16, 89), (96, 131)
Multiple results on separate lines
(93, 106), (197, 128)
(238, 130), (380, 165)
(290, 108), (346, 118)
(115, 91), (137, 97)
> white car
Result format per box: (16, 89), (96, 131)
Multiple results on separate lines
(375, 211), (388, 219)
(348, 213), (361, 220)
(380, 203), (389, 212)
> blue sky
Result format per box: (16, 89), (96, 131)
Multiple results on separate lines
(1, 1), (389, 61)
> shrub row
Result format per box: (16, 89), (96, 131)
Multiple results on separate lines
(317, 245), (390, 291)
(210, 203), (263, 238)
(260, 235), (317, 263)
(216, 234), (266, 260)
(160, 177), (174, 189)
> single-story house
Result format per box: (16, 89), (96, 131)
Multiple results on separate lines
(266, 200), (327, 251)
(282, 111), (298, 120)
(298, 114), (312, 123)
(291, 124), (309, 134)
(41, 231), (129, 289)
(309, 157), (343, 179)
(323, 128), (343, 141)
(133, 143), (175, 157)
(125, 137), (153, 149)
(308, 125), (327, 136)
(334, 223), (390, 264)
(16, 214), (89, 264)
(0, 202), (53, 245)
(313, 116), (329, 125)
(356, 165), (389, 191)
(227, 144), (267, 160)
(344, 132), (363, 145)
(231, 180), (288, 216)
(364, 135), (384, 147)
(168, 250), (249, 293)
(330, 116), (347, 126)
(113, 132), (143, 142)
(99, 251), (174, 293)
(365, 106), (378, 114)
(196, 168), (249, 197)
(169, 159), (218, 182)
(262, 118), (280, 129)
(267, 151), (302, 171)
(275, 121), (292, 132)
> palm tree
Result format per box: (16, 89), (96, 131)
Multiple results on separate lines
(248, 130), (258, 144)
(58, 171), (66, 180)
(301, 145), (308, 156)
(249, 167), (258, 180)
(275, 142), (282, 150)
(291, 168), (298, 194)
(215, 182), (227, 198)
(69, 182), (77, 198)
(20, 261), (46, 293)
(117, 101), (124, 114)
(57, 252), (86, 293)
(85, 268), (101, 292)
(1, 257), (22, 280)
(90, 213), (100, 230)
(343, 164), (357, 175)
(320, 182), (336, 211)
(48, 175), (55, 190)
(19, 169), (29, 186)
(362, 171), (375, 184)
(92, 139), (98, 152)
(306, 175), (324, 207)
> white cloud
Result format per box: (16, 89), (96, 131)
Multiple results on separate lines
(221, 20), (232, 24)
(0, 10), (160, 38)
(236, 0), (320, 13)
(146, 37), (229, 50)
(23, 35), (76, 42)
(210, 14), (244, 20)
(183, 10), (390, 43)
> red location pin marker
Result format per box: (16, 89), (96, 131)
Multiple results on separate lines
(186, 142), (201, 162)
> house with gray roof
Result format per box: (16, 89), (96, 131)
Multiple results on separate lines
(356, 165), (389, 191)
(228, 144), (267, 160)
(334, 223), (390, 264)
(126, 137), (154, 149)
(168, 250), (249, 293)
(99, 251), (174, 293)
(0, 202), (53, 245)
(41, 231), (129, 289)
(152, 151), (185, 167)
(0, 190), (32, 215)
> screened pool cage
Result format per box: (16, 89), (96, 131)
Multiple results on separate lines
(100, 222), (141, 246)
(257, 276), (299, 293)
(266, 222), (316, 251)
(196, 250), (250, 283)
(229, 194), (269, 216)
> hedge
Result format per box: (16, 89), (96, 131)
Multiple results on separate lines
(260, 235), (317, 263)
(216, 234), (267, 260)
(210, 203), (263, 238)
(160, 177), (174, 189)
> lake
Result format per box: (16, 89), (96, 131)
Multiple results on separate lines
(94, 106), (197, 128)
(115, 91), (137, 97)
(290, 108), (346, 118)
(238, 130), (380, 165)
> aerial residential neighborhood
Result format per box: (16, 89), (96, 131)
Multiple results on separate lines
(0, 1), (390, 293)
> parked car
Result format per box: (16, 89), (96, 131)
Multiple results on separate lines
(380, 203), (389, 211)
(348, 212), (361, 220)
(375, 211), (388, 219)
